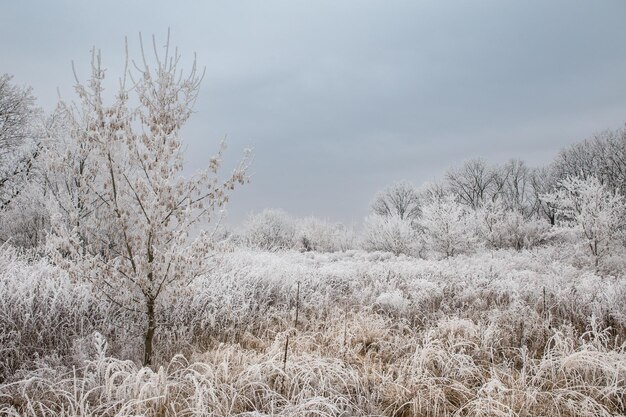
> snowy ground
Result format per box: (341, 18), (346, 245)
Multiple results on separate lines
(1, 246), (625, 416)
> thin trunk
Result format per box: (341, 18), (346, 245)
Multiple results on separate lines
(143, 297), (156, 367)
(294, 282), (300, 330)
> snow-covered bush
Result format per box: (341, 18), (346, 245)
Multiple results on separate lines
(553, 127), (626, 195)
(419, 195), (478, 257)
(295, 217), (355, 252)
(361, 214), (422, 256)
(542, 176), (626, 270)
(477, 199), (551, 250)
(375, 289), (409, 313)
(242, 209), (297, 250)
(0, 182), (48, 249)
(0, 246), (128, 382)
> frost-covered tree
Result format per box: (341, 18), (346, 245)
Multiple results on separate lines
(0, 181), (49, 248)
(477, 198), (550, 250)
(530, 165), (558, 225)
(0, 74), (41, 212)
(419, 195), (478, 257)
(295, 216), (354, 252)
(242, 209), (296, 251)
(492, 159), (536, 217)
(46, 34), (250, 366)
(370, 181), (421, 221)
(445, 158), (495, 209)
(542, 176), (626, 269)
(416, 181), (447, 206)
(361, 214), (421, 256)
(553, 128), (626, 195)
(0, 75), (49, 247)
(0, 74), (37, 158)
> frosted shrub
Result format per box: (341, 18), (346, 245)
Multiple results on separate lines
(0, 184), (48, 249)
(361, 214), (422, 256)
(508, 215), (552, 249)
(242, 209), (296, 250)
(0, 246), (124, 382)
(375, 289), (409, 313)
(542, 176), (626, 270)
(295, 216), (355, 252)
(478, 199), (551, 250)
(419, 194), (478, 257)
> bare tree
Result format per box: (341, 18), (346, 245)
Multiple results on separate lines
(492, 159), (535, 217)
(445, 158), (495, 209)
(370, 180), (421, 221)
(529, 165), (558, 225)
(47, 34), (250, 366)
(416, 181), (447, 205)
(553, 127), (626, 194)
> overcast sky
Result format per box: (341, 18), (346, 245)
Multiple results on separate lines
(3, 1), (626, 224)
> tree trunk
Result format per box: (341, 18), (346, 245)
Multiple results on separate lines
(143, 298), (156, 367)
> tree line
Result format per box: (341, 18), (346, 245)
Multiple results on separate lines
(234, 132), (626, 272)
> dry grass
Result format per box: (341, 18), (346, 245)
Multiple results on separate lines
(1, 246), (625, 416)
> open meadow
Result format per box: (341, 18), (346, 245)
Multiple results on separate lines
(1, 244), (625, 416)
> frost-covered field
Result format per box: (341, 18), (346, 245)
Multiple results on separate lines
(3, 23), (626, 417)
(1, 245), (625, 416)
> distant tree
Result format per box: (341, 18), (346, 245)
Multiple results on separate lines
(477, 198), (550, 250)
(492, 159), (535, 217)
(553, 127), (626, 194)
(0, 177), (48, 248)
(370, 181), (421, 221)
(0, 146), (41, 212)
(0, 74), (37, 158)
(528, 165), (559, 225)
(416, 181), (447, 205)
(419, 194), (478, 258)
(242, 209), (296, 251)
(362, 214), (421, 257)
(0, 74), (41, 212)
(295, 217), (354, 253)
(445, 158), (495, 209)
(46, 35), (250, 366)
(0, 75), (49, 248)
(542, 176), (626, 270)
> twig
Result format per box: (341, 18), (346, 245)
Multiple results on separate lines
(294, 282), (300, 330)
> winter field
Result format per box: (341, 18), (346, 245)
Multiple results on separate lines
(2, 31), (626, 416)
(1, 242), (625, 416)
